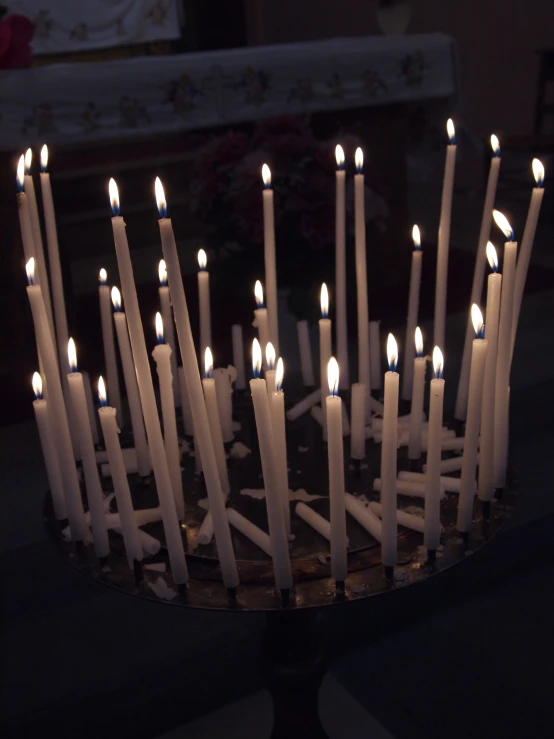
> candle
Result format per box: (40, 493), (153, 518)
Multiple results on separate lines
(455, 135), (501, 420)
(250, 339), (292, 590)
(408, 327), (426, 460)
(213, 365), (234, 443)
(231, 324), (246, 390)
(32, 372), (66, 520)
(297, 320), (315, 387)
(511, 159), (545, 358)
(111, 287), (151, 477)
(335, 144), (349, 387)
(262, 164), (279, 355)
(26, 259), (87, 541)
(269, 358), (291, 536)
(433, 119), (457, 350)
(109, 179), (188, 584)
(67, 340), (110, 559)
(380, 334), (399, 569)
(325, 357), (348, 583)
(369, 321), (381, 392)
(158, 259), (180, 406)
(295, 502), (333, 541)
(265, 341), (277, 398)
(369, 502), (425, 535)
(197, 248), (212, 367)
(286, 387), (321, 422)
(97, 377), (143, 570)
(457, 306), (487, 533)
(227, 508), (272, 556)
(354, 147), (371, 421)
(98, 268), (122, 424)
(154, 177), (237, 588)
(203, 348), (230, 495)
(424, 347), (445, 554)
(345, 494), (382, 541)
(254, 280), (270, 368)
(402, 225), (423, 400)
(319, 283), (332, 414)
(350, 382), (366, 460)
(177, 366), (194, 437)
(81, 371), (100, 445)
(16, 156), (36, 265)
(492, 211), (517, 490)
(152, 312), (185, 520)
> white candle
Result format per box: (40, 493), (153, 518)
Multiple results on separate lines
(354, 148), (371, 421)
(297, 320), (315, 387)
(97, 377), (142, 569)
(425, 348), (445, 552)
(227, 508), (272, 556)
(154, 178), (237, 588)
(197, 511), (214, 546)
(325, 357), (348, 582)
(111, 287), (151, 477)
(286, 387), (321, 422)
(433, 119), (457, 350)
(254, 280), (270, 369)
(177, 366), (194, 437)
(369, 501), (425, 535)
(380, 334), (399, 568)
(265, 342), (277, 399)
(16, 156), (36, 265)
(213, 366), (234, 443)
(109, 179), (188, 585)
(231, 324), (246, 390)
(319, 284), (332, 432)
(81, 371), (99, 445)
(369, 321), (381, 392)
(457, 306), (487, 532)
(477, 244), (502, 503)
(350, 382), (366, 460)
(152, 313), (185, 520)
(197, 248), (212, 367)
(455, 136), (501, 420)
(269, 358), (291, 536)
(295, 502), (332, 541)
(345, 494), (382, 541)
(250, 339), (292, 590)
(408, 327), (426, 460)
(99, 269), (122, 424)
(262, 165), (279, 355)
(31, 372), (66, 520)
(67, 341), (110, 559)
(203, 348), (230, 495)
(335, 145), (349, 387)
(402, 226), (423, 400)
(158, 259), (180, 407)
(398, 471), (462, 494)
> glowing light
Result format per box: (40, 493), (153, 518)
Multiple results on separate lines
(415, 326), (424, 357)
(447, 118), (455, 144)
(155, 312), (164, 344)
(492, 210), (514, 241)
(491, 134), (500, 156)
(266, 342), (276, 371)
(486, 241), (499, 272)
(98, 376), (107, 406)
(320, 283), (329, 319)
(108, 178), (120, 216)
(387, 333), (398, 372)
(40, 144), (48, 172)
(158, 259), (167, 286)
(99, 268), (107, 285)
(198, 249), (207, 271)
(16, 155), (25, 192)
(471, 304), (485, 339)
(68, 338), (78, 372)
(433, 347), (444, 379)
(32, 372), (43, 399)
(262, 163), (271, 188)
(26, 257), (35, 285)
(275, 357), (284, 392)
(355, 147), (363, 173)
(254, 280), (264, 309)
(412, 224), (421, 249)
(335, 144), (345, 169)
(24, 148), (32, 174)
(327, 357), (339, 397)
(205, 346), (213, 378)
(155, 176), (167, 218)
(252, 338), (262, 378)
(532, 158), (545, 187)
(111, 286), (121, 311)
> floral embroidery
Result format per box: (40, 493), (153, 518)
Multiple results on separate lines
(164, 74), (203, 114)
(399, 51), (427, 87)
(288, 78), (314, 104)
(70, 22), (89, 41)
(22, 103), (57, 135)
(363, 69), (388, 97)
(81, 102), (100, 132)
(34, 10), (53, 39)
(119, 97), (151, 128)
(148, 0), (169, 26)
(236, 66), (270, 105)
(326, 73), (343, 99)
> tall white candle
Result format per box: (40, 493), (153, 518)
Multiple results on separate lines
(16, 156), (36, 265)
(227, 508), (272, 556)
(335, 145), (349, 387)
(297, 320), (315, 387)
(32, 372), (66, 520)
(254, 280), (270, 369)
(369, 321), (381, 392)
(111, 288), (151, 477)
(402, 225), (423, 400)
(250, 339), (292, 590)
(231, 324), (246, 390)
(408, 327), (426, 460)
(158, 259), (180, 406)
(109, 179), (188, 585)
(152, 313), (185, 520)
(197, 248), (212, 367)
(425, 348), (445, 553)
(177, 366), (194, 437)
(99, 269), (122, 424)
(81, 371), (99, 446)
(354, 148), (371, 421)
(457, 306), (487, 533)
(455, 136), (501, 420)
(67, 341), (110, 559)
(213, 366), (234, 443)
(380, 334), (399, 568)
(433, 119), (457, 350)
(350, 382), (366, 460)
(203, 348), (231, 496)
(154, 178), (238, 588)
(265, 342), (277, 399)
(325, 357), (348, 583)
(262, 165), (279, 355)
(269, 358), (291, 535)
(319, 283), (332, 412)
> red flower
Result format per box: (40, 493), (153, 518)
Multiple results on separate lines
(0, 15), (34, 70)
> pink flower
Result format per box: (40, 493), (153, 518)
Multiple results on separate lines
(0, 15), (34, 70)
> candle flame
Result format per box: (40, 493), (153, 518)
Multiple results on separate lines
(335, 144), (345, 169)
(26, 257), (35, 285)
(387, 333), (398, 372)
(275, 357), (284, 392)
(432, 346), (444, 379)
(327, 357), (339, 397)
(40, 144), (48, 171)
(108, 178), (120, 216)
(266, 341), (276, 371)
(111, 286), (121, 311)
(158, 259), (167, 286)
(412, 224), (421, 249)
(99, 268), (107, 285)
(415, 326), (424, 357)
(16, 154), (25, 191)
(471, 304), (485, 338)
(532, 158), (544, 187)
(24, 148), (32, 174)
(252, 338), (262, 378)
(98, 375), (107, 406)
(68, 338), (78, 372)
(486, 241), (499, 272)
(320, 282), (329, 318)
(490, 134), (500, 156)
(254, 279), (264, 309)
(492, 210), (514, 241)
(447, 118), (455, 144)
(155, 176), (167, 218)
(32, 371), (43, 399)
(155, 311), (164, 344)
(205, 346), (213, 378)
(354, 147), (363, 173)
(198, 248), (207, 270)
(261, 163), (271, 188)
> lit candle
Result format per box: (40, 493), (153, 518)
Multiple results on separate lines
(319, 283), (332, 415)
(26, 258), (87, 541)
(326, 357), (348, 583)
(265, 341), (277, 398)
(492, 211), (517, 490)
(231, 324), (246, 390)
(380, 334), (399, 570)
(16, 155), (36, 265)
(67, 340), (110, 559)
(152, 312), (185, 520)
(433, 119), (457, 350)
(354, 147), (371, 421)
(369, 321), (381, 393)
(202, 347), (230, 496)
(250, 339), (292, 590)
(31, 372), (66, 520)
(296, 320), (315, 387)
(254, 279), (270, 368)
(350, 382), (366, 460)
(511, 159), (545, 358)
(408, 327), (427, 460)
(455, 135), (501, 420)
(402, 225), (423, 400)
(213, 364), (234, 443)
(158, 259), (180, 407)
(154, 177), (238, 588)
(335, 144), (349, 387)
(109, 179), (188, 584)
(269, 358), (291, 535)
(197, 248), (212, 367)
(98, 268), (122, 424)
(425, 347), (445, 554)
(262, 164), (279, 355)
(457, 306), (487, 533)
